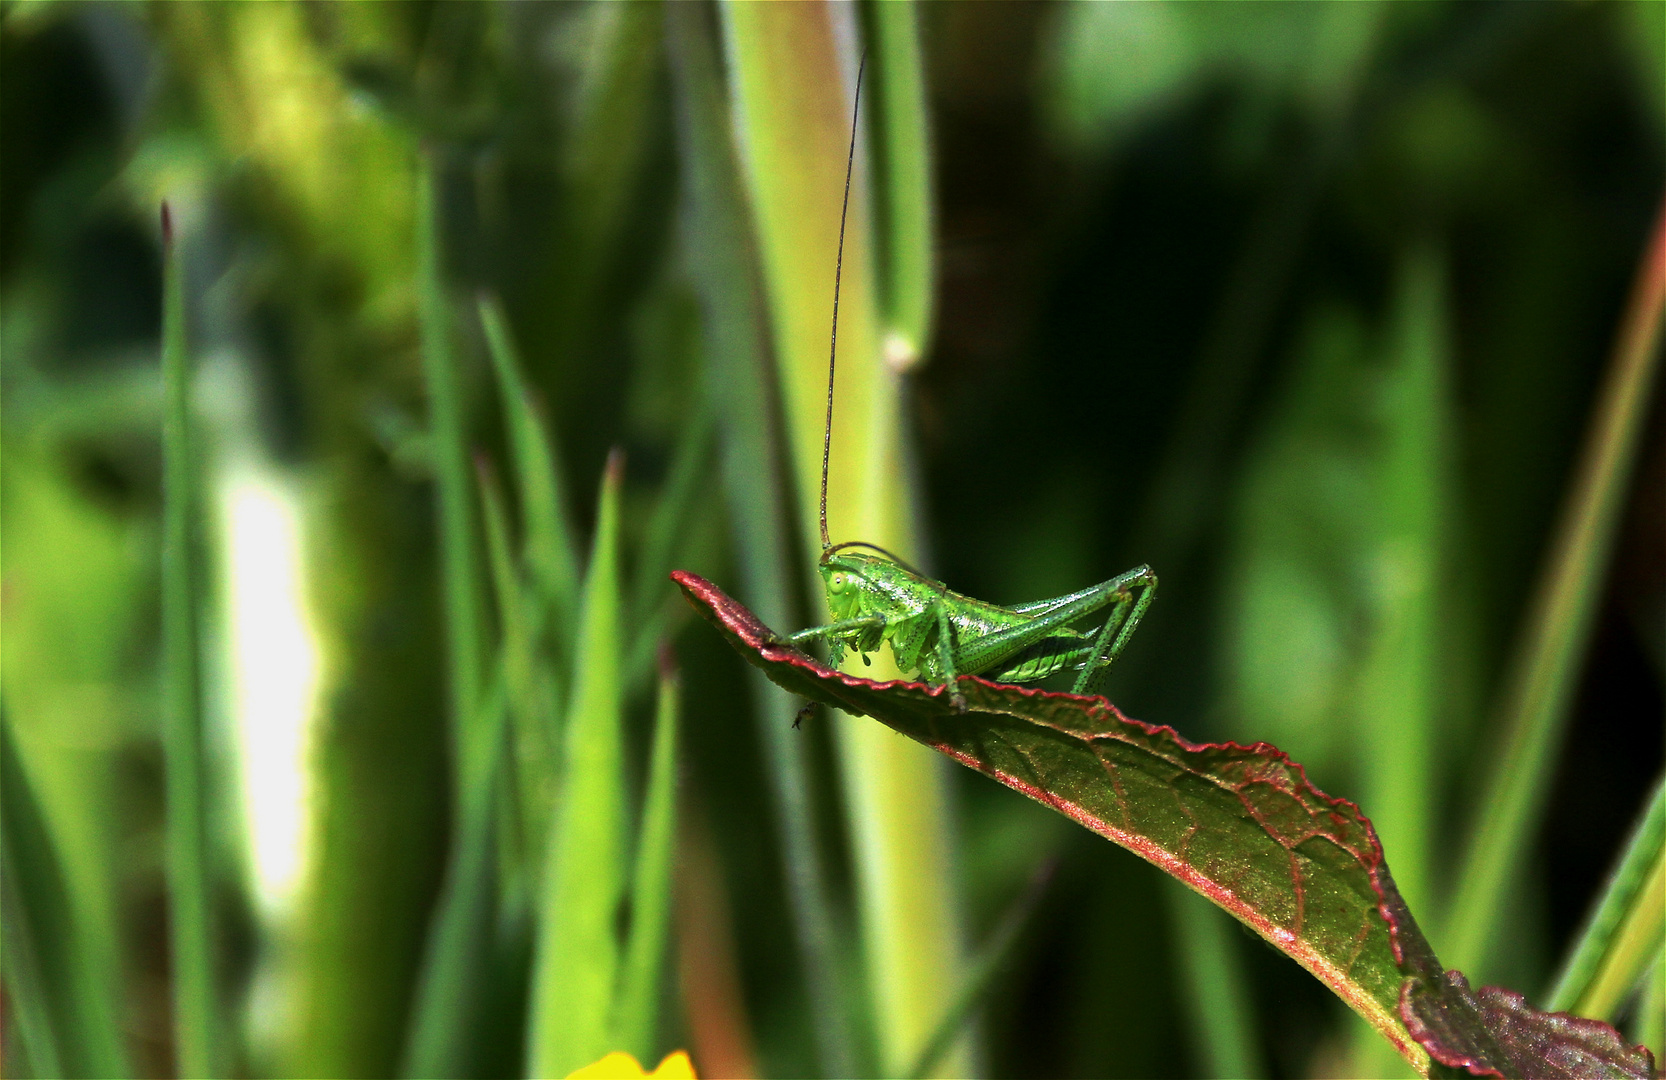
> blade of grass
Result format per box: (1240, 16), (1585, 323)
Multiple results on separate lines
(478, 294), (582, 642)
(1356, 244), (1454, 920)
(1, 820), (62, 1078)
(401, 672), (508, 1079)
(721, 6), (967, 1075)
(667, 5), (859, 1074)
(402, 458), (525, 1077)
(421, 156), (487, 786)
(904, 858), (1057, 1080)
(528, 451), (627, 1078)
(613, 654), (681, 1062)
(1167, 879), (1267, 1080)
(2, 711), (130, 1078)
(477, 447), (563, 875)
(1442, 203), (1666, 980)
(1634, 946), (1664, 1055)
(160, 203), (222, 1079)
(864, 0), (933, 371)
(1547, 773), (1665, 1019)
(626, 399), (713, 688)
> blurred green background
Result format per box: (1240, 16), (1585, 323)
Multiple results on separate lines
(2, 2), (1661, 1078)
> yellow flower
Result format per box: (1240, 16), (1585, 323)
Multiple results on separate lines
(564, 1049), (696, 1079)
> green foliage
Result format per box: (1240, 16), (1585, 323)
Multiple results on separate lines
(2, 3), (1659, 1078)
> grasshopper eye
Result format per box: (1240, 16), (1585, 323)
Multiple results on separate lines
(829, 571), (848, 592)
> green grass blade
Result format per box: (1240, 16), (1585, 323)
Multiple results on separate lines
(865, 0), (933, 371)
(1167, 880), (1267, 1080)
(1, 829), (63, 1078)
(420, 158), (487, 782)
(667, 5), (861, 1073)
(1634, 946), (1664, 1057)
(1547, 773), (1665, 1019)
(1355, 245), (1454, 919)
(721, 7), (966, 1075)
(159, 204), (222, 1079)
(528, 452), (627, 1079)
(400, 673), (508, 1079)
(1443, 207), (1666, 979)
(476, 456), (562, 876)
(625, 399), (712, 687)
(478, 294), (582, 639)
(613, 658), (681, 1062)
(2, 713), (130, 1078)
(904, 859), (1055, 1080)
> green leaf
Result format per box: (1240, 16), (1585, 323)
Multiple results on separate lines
(613, 658), (680, 1062)
(528, 452), (627, 1079)
(677, 570), (1661, 1079)
(159, 203), (222, 1079)
(675, 568), (1436, 1071)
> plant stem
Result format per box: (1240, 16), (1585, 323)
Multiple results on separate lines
(160, 203), (221, 1078)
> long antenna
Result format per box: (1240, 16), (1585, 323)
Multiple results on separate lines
(820, 50), (867, 552)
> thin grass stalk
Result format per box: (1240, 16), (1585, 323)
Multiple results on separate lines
(401, 674), (507, 1079)
(720, 6), (966, 1075)
(864, 0), (933, 370)
(904, 859), (1056, 1080)
(1442, 204), (1666, 979)
(2, 716), (67, 1079)
(1356, 245), (1454, 918)
(1547, 774), (1665, 1018)
(613, 659), (681, 1061)
(1346, 244), (1459, 1080)
(527, 452), (627, 1078)
(1635, 947), (1665, 1054)
(667, 5), (859, 1074)
(0, 835), (62, 1077)
(1167, 881), (1267, 1080)
(1572, 850), (1664, 1023)
(2, 705), (131, 1079)
(420, 157), (487, 786)
(401, 465), (524, 1077)
(478, 302), (570, 882)
(626, 401), (714, 685)
(159, 204), (222, 1079)
(479, 295), (581, 643)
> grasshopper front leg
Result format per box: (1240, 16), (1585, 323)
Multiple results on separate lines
(786, 615), (884, 669)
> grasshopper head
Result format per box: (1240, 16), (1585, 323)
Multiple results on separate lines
(820, 542), (915, 621)
(819, 549), (878, 622)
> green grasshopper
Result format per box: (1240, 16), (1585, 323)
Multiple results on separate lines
(783, 57), (1156, 715)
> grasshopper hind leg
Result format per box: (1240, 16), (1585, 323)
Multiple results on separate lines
(1071, 567), (1157, 697)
